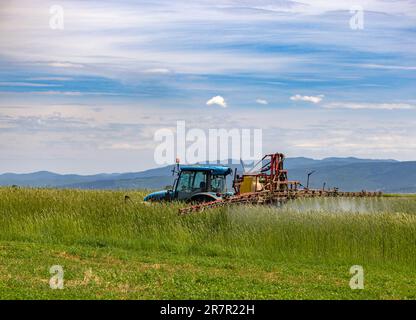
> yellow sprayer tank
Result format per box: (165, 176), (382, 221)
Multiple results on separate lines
(240, 175), (263, 194)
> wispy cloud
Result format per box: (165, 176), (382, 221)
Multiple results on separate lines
(206, 96), (227, 108)
(105, 143), (145, 150)
(290, 94), (324, 104)
(30, 91), (83, 96)
(47, 62), (84, 68)
(357, 64), (416, 71)
(0, 82), (60, 87)
(143, 68), (172, 74)
(2, 99), (416, 173)
(324, 102), (416, 110)
(27, 77), (73, 81)
(0, 0), (416, 172)
(0, 91), (123, 97)
(256, 99), (268, 105)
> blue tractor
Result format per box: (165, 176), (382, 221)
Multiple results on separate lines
(144, 165), (234, 203)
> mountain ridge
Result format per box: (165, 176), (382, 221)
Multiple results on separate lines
(1, 157), (415, 193)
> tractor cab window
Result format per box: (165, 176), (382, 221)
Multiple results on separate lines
(192, 171), (207, 192)
(177, 171), (193, 192)
(177, 171), (208, 193)
(210, 175), (226, 193)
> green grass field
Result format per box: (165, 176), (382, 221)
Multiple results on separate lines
(0, 187), (415, 299)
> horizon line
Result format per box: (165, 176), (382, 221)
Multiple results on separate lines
(0, 156), (403, 176)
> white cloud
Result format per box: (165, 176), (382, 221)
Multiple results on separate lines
(206, 95), (227, 108)
(256, 99), (268, 105)
(48, 62), (84, 68)
(324, 102), (415, 110)
(290, 94), (324, 104)
(143, 68), (172, 74)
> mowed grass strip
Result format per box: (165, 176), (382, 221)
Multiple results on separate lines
(0, 187), (415, 299)
(1, 241), (415, 299)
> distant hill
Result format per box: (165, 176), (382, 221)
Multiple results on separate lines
(283, 157), (397, 170)
(287, 161), (416, 193)
(0, 157), (415, 193)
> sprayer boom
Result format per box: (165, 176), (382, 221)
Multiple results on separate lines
(178, 153), (382, 214)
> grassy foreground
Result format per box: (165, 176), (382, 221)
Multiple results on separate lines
(0, 187), (415, 299)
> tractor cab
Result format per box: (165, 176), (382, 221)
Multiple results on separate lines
(144, 165), (233, 203)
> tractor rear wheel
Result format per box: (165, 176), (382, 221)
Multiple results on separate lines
(189, 195), (217, 204)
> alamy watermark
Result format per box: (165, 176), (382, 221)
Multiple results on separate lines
(350, 5), (364, 30)
(49, 5), (64, 30)
(154, 121), (262, 166)
(49, 265), (64, 289)
(349, 265), (364, 290)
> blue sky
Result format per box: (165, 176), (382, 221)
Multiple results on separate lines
(0, 0), (416, 173)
